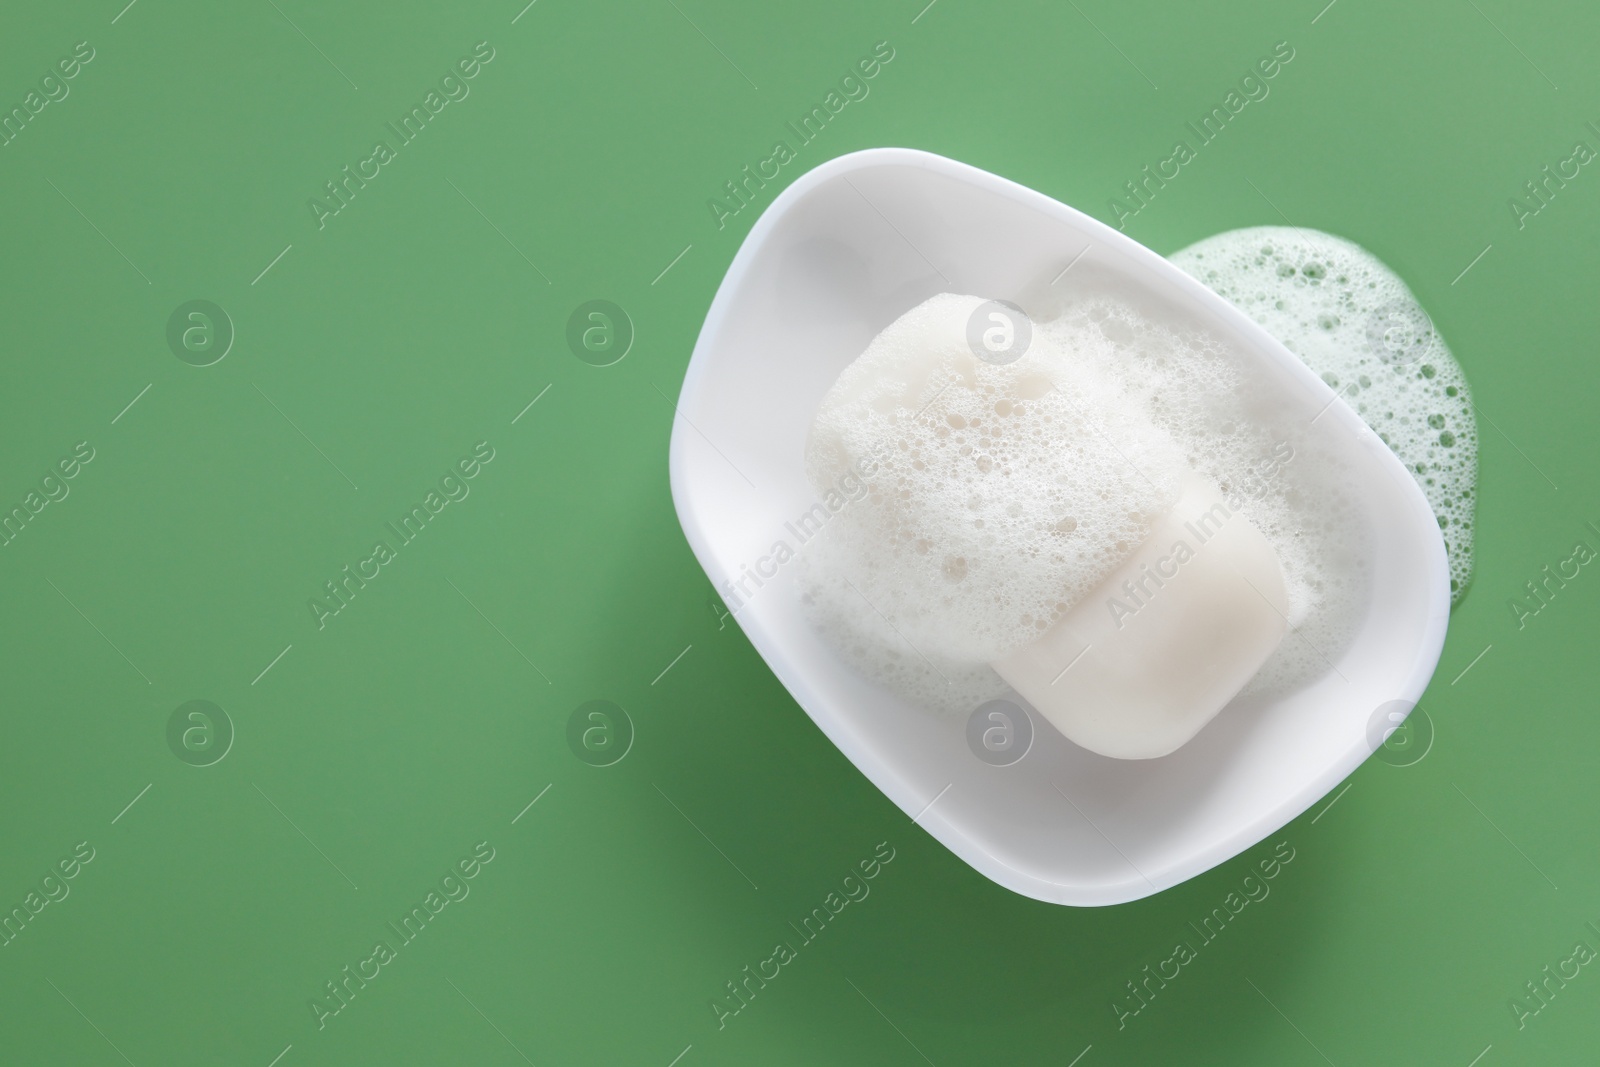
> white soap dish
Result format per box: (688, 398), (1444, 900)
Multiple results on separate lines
(669, 148), (1449, 905)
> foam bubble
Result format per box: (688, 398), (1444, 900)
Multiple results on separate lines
(1170, 227), (1477, 603)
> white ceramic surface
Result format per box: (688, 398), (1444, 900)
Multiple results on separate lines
(668, 148), (1450, 906)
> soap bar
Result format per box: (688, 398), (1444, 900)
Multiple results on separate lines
(992, 473), (1289, 759)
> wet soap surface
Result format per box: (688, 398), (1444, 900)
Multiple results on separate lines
(801, 287), (1367, 717)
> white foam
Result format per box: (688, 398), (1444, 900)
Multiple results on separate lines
(1170, 227), (1477, 603)
(801, 290), (1368, 713)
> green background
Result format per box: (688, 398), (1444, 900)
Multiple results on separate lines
(1, 0), (1596, 1064)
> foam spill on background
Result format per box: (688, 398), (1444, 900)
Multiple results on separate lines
(1170, 227), (1477, 604)
(801, 291), (1367, 714)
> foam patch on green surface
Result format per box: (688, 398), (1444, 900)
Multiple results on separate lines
(1172, 227), (1477, 604)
